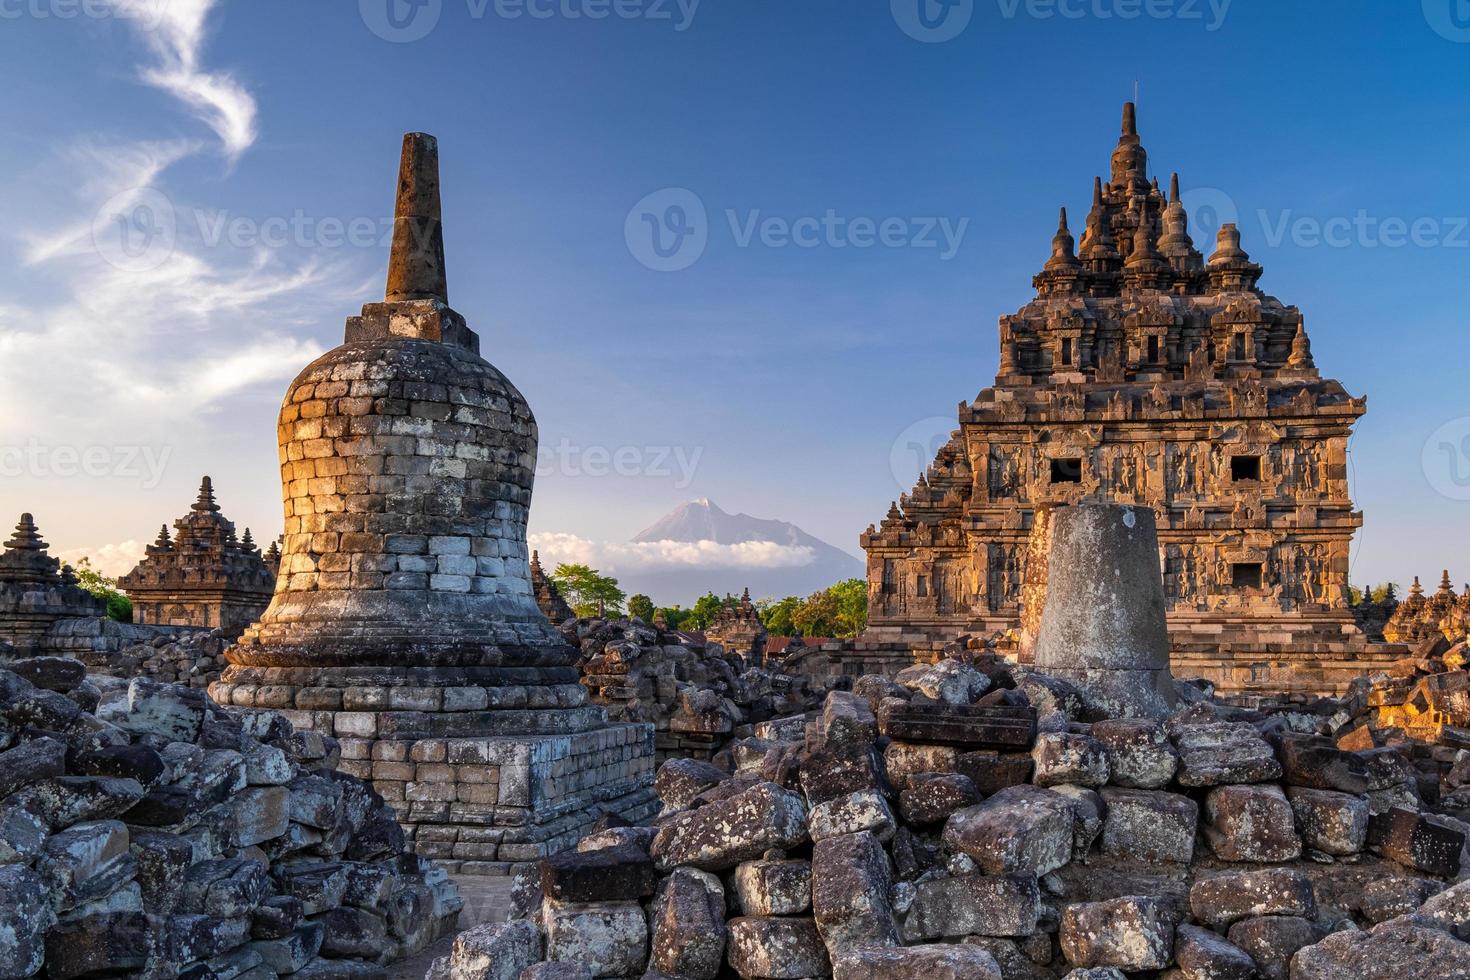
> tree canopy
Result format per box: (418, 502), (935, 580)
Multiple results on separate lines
(627, 593), (655, 623)
(758, 578), (868, 639)
(72, 557), (133, 623)
(549, 563), (626, 618)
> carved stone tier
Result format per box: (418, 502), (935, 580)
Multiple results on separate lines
(213, 133), (654, 866)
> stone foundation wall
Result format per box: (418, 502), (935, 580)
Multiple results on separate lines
(275, 716), (656, 874)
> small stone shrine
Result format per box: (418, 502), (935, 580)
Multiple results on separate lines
(0, 513), (107, 654)
(530, 550), (575, 625)
(212, 133), (655, 870)
(119, 475), (276, 633)
(704, 588), (769, 665)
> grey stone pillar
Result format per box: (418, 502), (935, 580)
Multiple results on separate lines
(1033, 503), (1177, 719)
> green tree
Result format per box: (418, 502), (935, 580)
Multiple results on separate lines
(72, 557), (133, 623)
(549, 564), (627, 618)
(792, 589), (840, 638)
(687, 592), (726, 630)
(627, 593), (655, 623)
(656, 606), (694, 630)
(760, 596), (802, 636)
(829, 578), (868, 638)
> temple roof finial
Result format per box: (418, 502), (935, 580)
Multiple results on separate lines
(386, 133), (448, 305)
(6, 513), (45, 552)
(193, 476), (220, 513)
(1169, 172), (1181, 204)
(1122, 101), (1138, 142)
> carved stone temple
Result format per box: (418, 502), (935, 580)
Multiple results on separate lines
(858, 103), (1402, 695)
(119, 476), (276, 634)
(0, 513), (108, 654)
(211, 134), (655, 869)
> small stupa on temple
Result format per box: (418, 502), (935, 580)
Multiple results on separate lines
(118, 476), (275, 633)
(213, 133), (653, 868)
(530, 550), (575, 625)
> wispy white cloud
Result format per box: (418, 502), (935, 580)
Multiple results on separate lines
(1, 0), (341, 511)
(114, 0), (258, 162)
(530, 532), (817, 573)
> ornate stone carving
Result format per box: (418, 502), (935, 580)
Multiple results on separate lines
(861, 103), (1374, 694)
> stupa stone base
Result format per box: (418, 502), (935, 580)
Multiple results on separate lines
(212, 678), (656, 873)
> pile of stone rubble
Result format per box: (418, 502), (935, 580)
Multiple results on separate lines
(568, 617), (822, 764)
(430, 655), (1470, 979)
(70, 627), (232, 689)
(0, 654), (462, 979)
(1329, 631), (1470, 751)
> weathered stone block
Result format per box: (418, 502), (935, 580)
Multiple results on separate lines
(811, 830), (899, 952)
(1173, 923), (1257, 980)
(1189, 868), (1316, 930)
(1370, 807), (1468, 876)
(1100, 787), (1198, 863)
(725, 917), (829, 979)
(651, 782), (807, 872)
(1059, 896), (1174, 971)
(1287, 786), (1369, 856)
(1290, 925), (1470, 980)
(449, 919), (541, 980)
(943, 785), (1074, 876)
(1173, 724), (1282, 787)
(1204, 784), (1301, 862)
(1032, 733), (1109, 788)
(901, 871), (1040, 941)
(809, 789), (896, 843)
(733, 859), (811, 917)
(1225, 915), (1325, 980)
(540, 844), (656, 903)
(899, 772), (979, 825)
(544, 899), (648, 978)
(833, 944), (1003, 980)
(650, 868), (725, 980)
(1091, 719), (1178, 789)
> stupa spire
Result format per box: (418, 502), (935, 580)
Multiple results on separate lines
(193, 476), (220, 513)
(1121, 101), (1139, 142)
(6, 513), (45, 552)
(1044, 206), (1081, 271)
(385, 133), (448, 305)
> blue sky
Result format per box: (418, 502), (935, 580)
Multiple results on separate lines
(2, 0), (1470, 598)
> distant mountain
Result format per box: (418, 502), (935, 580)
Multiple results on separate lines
(628, 499), (864, 606)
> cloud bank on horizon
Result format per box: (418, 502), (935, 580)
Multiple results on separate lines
(529, 532), (818, 574)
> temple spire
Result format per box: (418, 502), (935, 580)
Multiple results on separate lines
(1044, 206), (1081, 271)
(385, 133), (448, 305)
(1169, 172), (1181, 204)
(193, 476), (221, 514)
(6, 513), (45, 552)
(1121, 101), (1138, 142)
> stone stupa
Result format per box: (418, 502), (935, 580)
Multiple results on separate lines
(213, 134), (654, 868)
